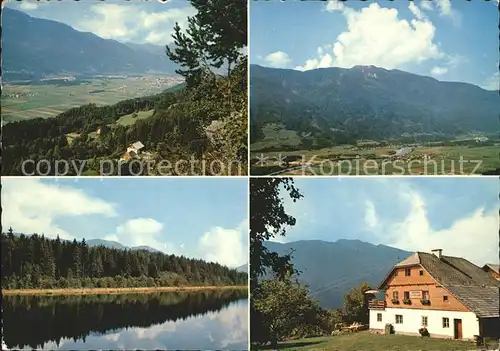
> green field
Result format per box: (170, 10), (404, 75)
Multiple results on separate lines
(251, 144), (500, 175)
(1, 75), (183, 123)
(251, 123), (303, 150)
(116, 109), (155, 126)
(253, 332), (498, 350)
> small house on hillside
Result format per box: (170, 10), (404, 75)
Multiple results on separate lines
(368, 249), (500, 340)
(394, 147), (412, 158)
(120, 141), (145, 161)
(482, 264), (500, 281)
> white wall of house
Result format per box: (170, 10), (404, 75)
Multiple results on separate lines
(369, 308), (479, 340)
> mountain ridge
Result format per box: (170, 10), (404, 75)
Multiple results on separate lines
(264, 238), (412, 309)
(250, 64), (499, 146)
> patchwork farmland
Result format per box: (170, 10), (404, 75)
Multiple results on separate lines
(1, 75), (182, 124)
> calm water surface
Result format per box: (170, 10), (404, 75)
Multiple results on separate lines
(3, 289), (248, 350)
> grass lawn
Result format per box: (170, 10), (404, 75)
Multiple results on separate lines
(254, 332), (498, 350)
(116, 109), (155, 126)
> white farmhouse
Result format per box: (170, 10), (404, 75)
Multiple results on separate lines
(368, 249), (500, 340)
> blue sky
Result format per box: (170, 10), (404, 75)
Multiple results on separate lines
(4, 0), (196, 46)
(279, 177), (499, 265)
(250, 0), (499, 90)
(1, 178), (248, 268)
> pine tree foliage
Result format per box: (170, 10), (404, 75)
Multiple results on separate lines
(1, 230), (247, 289)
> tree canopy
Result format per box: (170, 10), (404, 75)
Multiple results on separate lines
(1, 229), (246, 290)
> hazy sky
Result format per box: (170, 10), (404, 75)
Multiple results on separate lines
(5, 0), (196, 46)
(1, 177), (248, 268)
(250, 0), (499, 90)
(277, 177), (498, 266)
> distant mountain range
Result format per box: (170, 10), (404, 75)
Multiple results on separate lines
(236, 264), (248, 273)
(250, 64), (499, 145)
(265, 239), (412, 309)
(8, 232), (245, 269)
(85, 239), (162, 253)
(2, 8), (177, 81)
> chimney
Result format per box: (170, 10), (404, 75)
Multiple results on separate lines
(431, 249), (443, 259)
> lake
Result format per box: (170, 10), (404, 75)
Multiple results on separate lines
(2, 289), (248, 350)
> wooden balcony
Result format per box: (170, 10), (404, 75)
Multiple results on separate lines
(368, 300), (386, 310)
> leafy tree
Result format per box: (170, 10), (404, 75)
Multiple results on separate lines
(250, 177), (303, 290)
(342, 281), (374, 325)
(166, 0), (247, 87)
(253, 279), (323, 346)
(250, 178), (303, 346)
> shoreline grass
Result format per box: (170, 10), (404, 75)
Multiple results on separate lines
(2, 285), (248, 296)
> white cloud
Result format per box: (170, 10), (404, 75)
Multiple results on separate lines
(264, 51), (292, 68)
(105, 218), (178, 254)
(76, 4), (196, 45)
(297, 3), (444, 71)
(430, 66), (448, 76)
(2, 179), (117, 240)
(436, 0), (452, 15)
(420, 1), (434, 11)
(378, 186), (498, 266)
(198, 220), (247, 267)
(408, 1), (427, 21)
(481, 72), (499, 91)
(19, 2), (38, 10)
(325, 0), (345, 12)
(364, 200), (378, 229)
(210, 303), (248, 349)
(418, 0), (462, 26)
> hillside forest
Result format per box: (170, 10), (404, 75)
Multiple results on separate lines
(250, 65), (499, 150)
(2, 0), (247, 176)
(1, 228), (247, 290)
(250, 178), (376, 346)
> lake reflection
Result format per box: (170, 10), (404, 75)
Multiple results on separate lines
(3, 289), (248, 350)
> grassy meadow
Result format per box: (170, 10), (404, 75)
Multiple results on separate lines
(251, 144), (499, 176)
(254, 332), (498, 351)
(1, 75), (181, 123)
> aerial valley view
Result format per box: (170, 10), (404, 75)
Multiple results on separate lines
(249, 0), (499, 176)
(2, 0), (247, 176)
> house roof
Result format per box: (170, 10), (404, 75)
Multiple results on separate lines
(131, 141), (144, 150)
(380, 252), (500, 318)
(446, 286), (500, 318)
(483, 264), (500, 274)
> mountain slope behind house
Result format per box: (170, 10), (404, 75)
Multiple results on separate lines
(264, 239), (412, 309)
(250, 64), (499, 146)
(2, 8), (176, 81)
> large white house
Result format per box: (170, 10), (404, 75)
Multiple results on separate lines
(368, 249), (500, 340)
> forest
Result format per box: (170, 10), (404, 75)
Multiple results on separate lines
(2, 0), (247, 176)
(1, 228), (247, 290)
